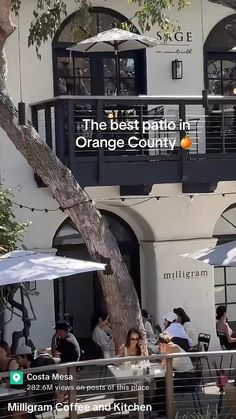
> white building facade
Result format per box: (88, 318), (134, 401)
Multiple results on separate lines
(1, 0), (236, 350)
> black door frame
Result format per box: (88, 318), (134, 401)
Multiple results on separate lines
(53, 47), (147, 96)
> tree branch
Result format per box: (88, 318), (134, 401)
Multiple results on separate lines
(0, 0), (16, 47)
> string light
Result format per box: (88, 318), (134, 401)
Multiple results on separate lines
(7, 198), (93, 213)
(5, 191), (236, 212)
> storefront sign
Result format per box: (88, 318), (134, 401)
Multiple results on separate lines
(156, 31), (192, 43)
(156, 31), (193, 54)
(163, 269), (208, 280)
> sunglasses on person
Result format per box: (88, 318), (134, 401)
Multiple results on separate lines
(130, 337), (139, 341)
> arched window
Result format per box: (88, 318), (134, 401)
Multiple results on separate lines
(204, 15), (236, 152)
(205, 14), (236, 96)
(52, 7), (146, 96)
(52, 211), (141, 339)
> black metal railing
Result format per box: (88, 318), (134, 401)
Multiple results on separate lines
(1, 350), (236, 419)
(30, 94), (236, 187)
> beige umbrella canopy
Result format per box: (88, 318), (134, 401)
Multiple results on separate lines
(67, 27), (159, 53)
(67, 27), (158, 94)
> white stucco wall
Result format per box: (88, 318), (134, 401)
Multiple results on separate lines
(1, 0), (236, 348)
(154, 239), (219, 349)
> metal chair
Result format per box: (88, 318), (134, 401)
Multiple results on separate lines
(217, 331), (234, 375)
(196, 333), (212, 380)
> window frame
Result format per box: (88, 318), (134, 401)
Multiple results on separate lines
(52, 7), (147, 97)
(215, 266), (236, 328)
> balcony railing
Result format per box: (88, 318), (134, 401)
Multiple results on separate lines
(1, 350), (236, 419)
(31, 94), (236, 191)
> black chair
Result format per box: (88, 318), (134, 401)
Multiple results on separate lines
(172, 336), (191, 352)
(197, 333), (212, 379)
(198, 333), (211, 352)
(217, 331), (234, 374)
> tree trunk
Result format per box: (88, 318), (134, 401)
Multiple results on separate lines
(0, 0), (15, 94)
(0, 1), (145, 350)
(0, 100), (145, 349)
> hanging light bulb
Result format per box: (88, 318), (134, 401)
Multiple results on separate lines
(17, 16), (26, 126)
(18, 101), (26, 126)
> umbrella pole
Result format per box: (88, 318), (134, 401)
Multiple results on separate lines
(114, 43), (120, 95)
(19, 284), (28, 345)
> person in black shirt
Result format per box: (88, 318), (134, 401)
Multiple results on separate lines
(52, 320), (80, 363)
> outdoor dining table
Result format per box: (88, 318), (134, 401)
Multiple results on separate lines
(108, 362), (165, 419)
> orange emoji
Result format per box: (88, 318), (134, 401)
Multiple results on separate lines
(181, 135), (192, 150)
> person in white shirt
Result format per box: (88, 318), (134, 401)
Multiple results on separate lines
(92, 311), (115, 358)
(174, 307), (197, 345)
(164, 312), (193, 350)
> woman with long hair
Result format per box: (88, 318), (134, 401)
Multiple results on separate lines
(92, 311), (115, 358)
(174, 307), (197, 344)
(117, 327), (146, 357)
(216, 305), (236, 348)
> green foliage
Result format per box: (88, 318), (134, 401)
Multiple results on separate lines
(0, 188), (28, 252)
(128, 0), (191, 33)
(10, 0), (192, 56)
(11, 0), (22, 15)
(28, 1), (90, 57)
(11, 0), (90, 57)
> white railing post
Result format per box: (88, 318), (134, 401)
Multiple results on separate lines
(166, 357), (174, 419)
(68, 366), (77, 419)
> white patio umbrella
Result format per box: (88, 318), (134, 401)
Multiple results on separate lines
(182, 240), (236, 266)
(0, 250), (106, 346)
(67, 27), (158, 94)
(0, 250), (106, 285)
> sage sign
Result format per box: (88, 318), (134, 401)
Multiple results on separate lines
(157, 31), (192, 43)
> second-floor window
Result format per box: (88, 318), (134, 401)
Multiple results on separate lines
(53, 7), (146, 96)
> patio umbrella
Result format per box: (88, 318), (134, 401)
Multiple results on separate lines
(0, 250), (106, 285)
(182, 240), (236, 266)
(67, 28), (158, 94)
(0, 250), (106, 345)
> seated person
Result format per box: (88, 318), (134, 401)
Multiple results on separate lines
(174, 307), (197, 345)
(164, 312), (193, 350)
(0, 340), (19, 372)
(152, 332), (194, 416)
(51, 320), (80, 362)
(142, 309), (156, 342)
(92, 311), (115, 358)
(154, 324), (162, 338)
(117, 327), (147, 357)
(16, 344), (55, 369)
(15, 345), (56, 407)
(159, 332), (194, 373)
(216, 305), (236, 349)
